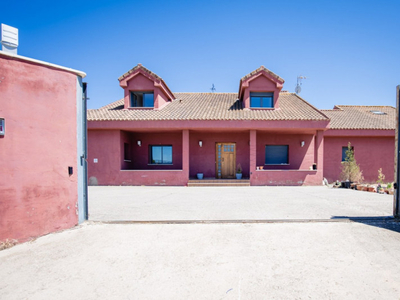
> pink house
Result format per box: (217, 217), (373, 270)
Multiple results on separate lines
(87, 64), (395, 186)
(322, 105), (395, 183)
(0, 51), (88, 243)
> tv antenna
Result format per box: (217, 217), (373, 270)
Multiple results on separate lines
(210, 84), (216, 93)
(295, 75), (306, 94)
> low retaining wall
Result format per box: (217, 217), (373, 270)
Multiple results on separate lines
(251, 170), (322, 186)
(89, 170), (188, 186)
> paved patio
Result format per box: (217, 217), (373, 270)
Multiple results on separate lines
(88, 186), (394, 221)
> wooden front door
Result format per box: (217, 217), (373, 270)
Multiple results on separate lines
(216, 143), (236, 179)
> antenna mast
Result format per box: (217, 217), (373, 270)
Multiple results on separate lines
(210, 84), (216, 93)
(295, 75), (306, 94)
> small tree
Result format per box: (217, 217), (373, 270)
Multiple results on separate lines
(340, 142), (364, 182)
(377, 168), (385, 185)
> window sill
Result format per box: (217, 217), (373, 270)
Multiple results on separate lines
(124, 160), (132, 162)
(250, 107), (274, 110)
(265, 164), (290, 166)
(127, 107), (154, 110)
(148, 164), (173, 166)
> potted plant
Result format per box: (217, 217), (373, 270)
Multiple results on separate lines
(236, 163), (242, 179)
(367, 184), (376, 192)
(197, 173), (203, 179)
(387, 182), (394, 195)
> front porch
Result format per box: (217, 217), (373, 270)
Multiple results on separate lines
(112, 127), (325, 186)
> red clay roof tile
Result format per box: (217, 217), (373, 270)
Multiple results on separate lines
(88, 92), (328, 122)
(322, 105), (395, 130)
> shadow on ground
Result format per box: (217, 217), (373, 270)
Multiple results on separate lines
(331, 216), (400, 233)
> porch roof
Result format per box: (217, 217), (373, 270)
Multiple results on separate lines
(88, 92), (329, 122)
(322, 105), (395, 130)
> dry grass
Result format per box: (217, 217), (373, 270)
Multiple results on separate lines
(0, 239), (18, 251)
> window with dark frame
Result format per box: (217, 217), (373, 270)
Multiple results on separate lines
(250, 92), (274, 108)
(0, 118), (4, 135)
(342, 146), (354, 162)
(265, 145), (289, 165)
(150, 145), (172, 164)
(124, 143), (131, 161)
(130, 91), (154, 107)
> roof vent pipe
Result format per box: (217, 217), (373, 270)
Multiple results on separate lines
(1, 24), (18, 54)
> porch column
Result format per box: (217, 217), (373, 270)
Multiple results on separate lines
(250, 130), (257, 181)
(182, 129), (189, 181)
(314, 130), (324, 172)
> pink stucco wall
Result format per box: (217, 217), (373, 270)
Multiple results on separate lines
(256, 132), (315, 170)
(120, 130), (132, 170)
(88, 119), (329, 131)
(189, 131), (250, 178)
(87, 128), (329, 186)
(250, 130), (324, 185)
(323, 134), (395, 183)
(88, 130), (187, 185)
(88, 130), (120, 185)
(0, 56), (79, 242)
(243, 75), (282, 108)
(251, 170), (320, 186)
(127, 131), (183, 170)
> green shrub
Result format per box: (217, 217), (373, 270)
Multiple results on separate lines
(340, 142), (364, 183)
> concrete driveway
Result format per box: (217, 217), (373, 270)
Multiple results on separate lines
(1, 221), (400, 299)
(1, 186), (398, 299)
(88, 186), (394, 221)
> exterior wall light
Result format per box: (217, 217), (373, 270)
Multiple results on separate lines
(199, 140), (203, 147)
(137, 140), (141, 147)
(0, 118), (4, 136)
(301, 141), (305, 147)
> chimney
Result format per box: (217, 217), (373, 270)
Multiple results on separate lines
(1, 24), (18, 54)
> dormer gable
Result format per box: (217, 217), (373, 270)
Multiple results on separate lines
(238, 66), (285, 109)
(119, 64), (175, 110)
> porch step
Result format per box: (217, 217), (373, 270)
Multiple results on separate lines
(188, 179), (250, 187)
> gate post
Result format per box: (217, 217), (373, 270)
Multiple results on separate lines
(394, 85), (400, 218)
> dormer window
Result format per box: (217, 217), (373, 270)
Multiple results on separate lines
(130, 91), (154, 107)
(250, 92), (273, 108)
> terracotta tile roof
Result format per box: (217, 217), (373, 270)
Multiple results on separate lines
(240, 66), (284, 83)
(118, 64), (162, 82)
(322, 105), (395, 130)
(88, 92), (329, 122)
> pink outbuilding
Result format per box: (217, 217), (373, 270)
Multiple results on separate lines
(0, 51), (88, 243)
(87, 65), (395, 186)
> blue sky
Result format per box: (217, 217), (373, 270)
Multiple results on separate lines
(2, 0), (399, 110)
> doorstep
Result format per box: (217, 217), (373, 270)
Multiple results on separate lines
(188, 178), (250, 187)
